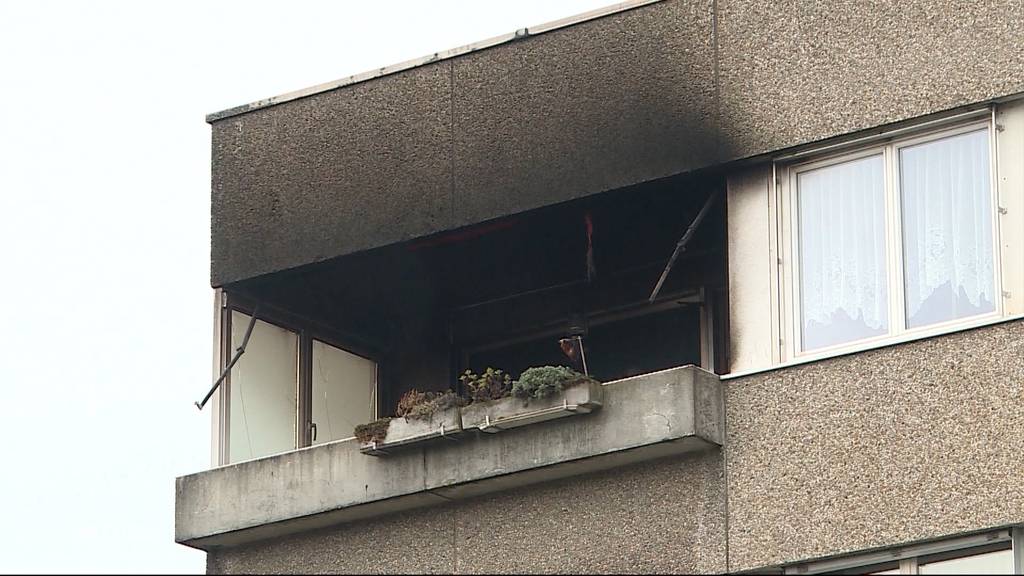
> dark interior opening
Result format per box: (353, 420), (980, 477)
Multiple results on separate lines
(468, 304), (702, 383)
(227, 169), (728, 416)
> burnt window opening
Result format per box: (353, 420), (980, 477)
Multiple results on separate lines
(444, 172), (727, 387)
(466, 301), (704, 383)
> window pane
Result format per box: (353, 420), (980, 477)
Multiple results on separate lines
(312, 340), (376, 445)
(228, 312), (298, 463)
(798, 155), (889, 351)
(901, 129), (995, 328)
(919, 548), (1012, 574)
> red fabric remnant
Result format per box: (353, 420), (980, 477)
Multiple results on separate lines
(404, 218), (518, 251)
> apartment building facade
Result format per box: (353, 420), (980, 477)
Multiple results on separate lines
(176, 0), (1024, 572)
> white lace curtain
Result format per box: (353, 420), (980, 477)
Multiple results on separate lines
(798, 154), (889, 351)
(796, 128), (995, 352)
(900, 128), (995, 328)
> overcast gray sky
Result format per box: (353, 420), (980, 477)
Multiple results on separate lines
(0, 1), (614, 572)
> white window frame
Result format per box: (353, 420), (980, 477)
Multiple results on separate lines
(777, 119), (1003, 362)
(213, 292), (380, 467)
(781, 527), (1022, 575)
(222, 309), (302, 465)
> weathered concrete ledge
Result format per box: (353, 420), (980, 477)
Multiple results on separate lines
(175, 365), (723, 550)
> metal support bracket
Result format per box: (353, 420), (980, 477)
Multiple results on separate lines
(649, 191), (719, 303)
(195, 305), (260, 411)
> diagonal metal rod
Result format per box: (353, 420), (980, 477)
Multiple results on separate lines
(648, 191), (719, 303)
(195, 305), (259, 411)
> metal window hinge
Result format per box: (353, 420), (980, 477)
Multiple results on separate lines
(777, 256), (784, 266)
(996, 123), (1006, 132)
(999, 206), (1008, 215)
(1003, 290), (1012, 299)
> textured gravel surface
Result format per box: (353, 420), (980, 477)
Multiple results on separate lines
(726, 320), (1024, 570)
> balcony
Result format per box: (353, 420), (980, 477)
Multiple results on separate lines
(176, 364), (723, 550)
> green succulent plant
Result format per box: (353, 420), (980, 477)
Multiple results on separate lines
(512, 365), (590, 399)
(460, 367), (513, 402)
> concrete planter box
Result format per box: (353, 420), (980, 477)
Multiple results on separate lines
(461, 379), (604, 433)
(360, 406), (462, 456)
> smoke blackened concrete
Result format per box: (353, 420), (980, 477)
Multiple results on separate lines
(209, 0), (1024, 287)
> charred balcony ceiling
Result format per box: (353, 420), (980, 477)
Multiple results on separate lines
(226, 171), (727, 408)
(226, 170), (725, 314)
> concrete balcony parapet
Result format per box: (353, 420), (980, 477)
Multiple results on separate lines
(175, 365), (723, 550)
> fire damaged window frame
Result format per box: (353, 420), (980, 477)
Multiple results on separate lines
(212, 290), (380, 466)
(775, 117), (1004, 363)
(456, 285), (717, 383)
(445, 180), (728, 382)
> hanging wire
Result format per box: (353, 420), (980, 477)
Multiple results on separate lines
(236, 361), (255, 460)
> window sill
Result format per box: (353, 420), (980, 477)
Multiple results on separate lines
(724, 313), (1024, 381)
(175, 365), (723, 551)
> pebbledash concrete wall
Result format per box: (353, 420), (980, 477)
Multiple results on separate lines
(725, 319), (1024, 571)
(209, 0), (1024, 286)
(204, 320), (1024, 573)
